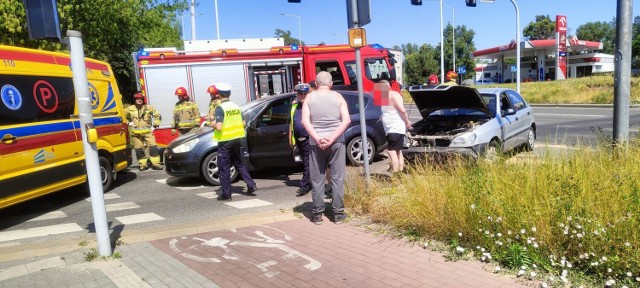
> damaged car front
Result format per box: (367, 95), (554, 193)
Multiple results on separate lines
(404, 85), (499, 161)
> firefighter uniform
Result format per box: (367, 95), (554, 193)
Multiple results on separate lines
(212, 83), (256, 201)
(205, 84), (222, 126)
(172, 87), (201, 135)
(126, 93), (163, 171)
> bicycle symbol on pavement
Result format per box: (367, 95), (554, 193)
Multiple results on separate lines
(168, 225), (321, 278)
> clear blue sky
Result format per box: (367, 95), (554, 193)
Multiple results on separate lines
(180, 0), (638, 50)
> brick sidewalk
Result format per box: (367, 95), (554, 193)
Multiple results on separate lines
(0, 212), (529, 288)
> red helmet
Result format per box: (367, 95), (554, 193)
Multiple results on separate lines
(446, 71), (458, 81)
(427, 75), (439, 85)
(133, 92), (144, 99)
(206, 85), (218, 95)
(175, 87), (188, 96)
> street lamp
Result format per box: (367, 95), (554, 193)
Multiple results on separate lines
(332, 33), (346, 44)
(280, 13), (302, 46)
(214, 0), (220, 39)
(443, 4), (455, 71)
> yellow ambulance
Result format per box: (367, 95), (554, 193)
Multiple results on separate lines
(0, 45), (131, 209)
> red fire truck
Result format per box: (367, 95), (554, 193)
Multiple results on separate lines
(133, 43), (400, 147)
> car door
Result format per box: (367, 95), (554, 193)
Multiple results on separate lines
(506, 90), (532, 146)
(498, 92), (519, 150)
(246, 96), (296, 169)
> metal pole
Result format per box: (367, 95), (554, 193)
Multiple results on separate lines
(510, 0), (520, 93)
(190, 0), (196, 40)
(215, 0), (220, 39)
(613, 0), (632, 144)
(297, 15), (302, 46)
(439, 0), (444, 83)
(349, 0), (370, 183)
(67, 30), (112, 257)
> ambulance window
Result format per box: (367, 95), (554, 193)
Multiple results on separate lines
(314, 61), (344, 86)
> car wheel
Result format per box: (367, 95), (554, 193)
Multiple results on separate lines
(346, 136), (375, 166)
(201, 151), (237, 186)
(524, 128), (535, 152)
(99, 156), (114, 191)
(483, 140), (502, 163)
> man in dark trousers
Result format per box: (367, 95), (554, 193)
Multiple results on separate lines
(211, 83), (257, 201)
(289, 83), (312, 196)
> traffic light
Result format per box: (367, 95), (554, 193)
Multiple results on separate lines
(465, 0), (476, 7)
(411, 0), (422, 5)
(287, 0), (301, 2)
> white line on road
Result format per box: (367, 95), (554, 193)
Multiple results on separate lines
(0, 223), (83, 242)
(156, 178), (208, 190)
(106, 202), (140, 212)
(85, 193), (121, 201)
(115, 213), (164, 225)
(535, 113), (607, 117)
(26, 211), (67, 222)
(225, 199), (273, 209)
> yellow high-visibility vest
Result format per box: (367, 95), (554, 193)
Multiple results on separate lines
(213, 101), (245, 142)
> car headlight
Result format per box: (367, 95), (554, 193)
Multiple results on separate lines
(450, 132), (477, 147)
(172, 138), (200, 153)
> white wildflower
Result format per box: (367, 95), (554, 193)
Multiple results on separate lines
(540, 282), (548, 288)
(494, 266), (501, 272)
(458, 232), (463, 237)
(602, 256), (608, 261)
(533, 242), (539, 248)
(480, 247), (485, 252)
(531, 226), (537, 232)
(470, 204), (476, 210)
(456, 246), (465, 254)
(605, 279), (615, 286)
(507, 230), (513, 235)
(625, 242), (631, 247)
(567, 216), (572, 221)
(497, 233), (502, 237)
(560, 275), (568, 283)
(530, 271), (537, 277)
(562, 270), (568, 277)
(576, 233), (583, 238)
(518, 270), (525, 276)
(636, 276), (640, 281)
(607, 268), (613, 273)
(627, 272), (633, 277)
(520, 228), (526, 234)
(622, 286), (629, 288)
(521, 265), (527, 270)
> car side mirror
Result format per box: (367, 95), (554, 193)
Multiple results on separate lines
(504, 108), (516, 116)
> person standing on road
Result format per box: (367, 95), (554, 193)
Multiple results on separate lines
(442, 71), (458, 86)
(205, 85), (222, 126)
(172, 86), (200, 135)
(301, 71), (351, 225)
(125, 92), (163, 171)
(379, 80), (412, 173)
(212, 83), (257, 201)
(289, 83), (312, 196)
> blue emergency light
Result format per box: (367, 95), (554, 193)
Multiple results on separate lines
(290, 44), (299, 50)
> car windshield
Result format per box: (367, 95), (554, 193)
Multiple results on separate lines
(481, 94), (497, 117)
(241, 99), (268, 121)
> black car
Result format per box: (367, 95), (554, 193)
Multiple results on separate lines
(164, 91), (387, 185)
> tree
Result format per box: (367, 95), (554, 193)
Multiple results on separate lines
(274, 29), (304, 46)
(523, 15), (556, 40)
(0, 0), (187, 98)
(403, 43), (439, 85)
(633, 16), (640, 68)
(440, 23), (476, 80)
(576, 21), (615, 54)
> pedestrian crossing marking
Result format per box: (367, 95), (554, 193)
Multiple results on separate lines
(196, 192), (217, 199)
(156, 178), (208, 190)
(0, 223), (83, 243)
(115, 213), (164, 225)
(26, 211), (67, 222)
(225, 199), (273, 209)
(85, 193), (121, 201)
(106, 202), (140, 212)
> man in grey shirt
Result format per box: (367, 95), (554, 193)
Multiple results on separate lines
(301, 71), (351, 225)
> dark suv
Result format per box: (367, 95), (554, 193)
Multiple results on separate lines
(164, 91), (387, 185)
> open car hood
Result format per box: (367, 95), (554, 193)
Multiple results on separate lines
(407, 85), (490, 119)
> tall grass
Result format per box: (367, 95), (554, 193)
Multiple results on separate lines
(402, 75), (640, 104)
(345, 140), (640, 286)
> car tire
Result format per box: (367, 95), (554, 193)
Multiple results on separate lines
(346, 136), (375, 166)
(201, 151), (237, 186)
(99, 156), (114, 191)
(523, 128), (535, 152)
(483, 140), (502, 163)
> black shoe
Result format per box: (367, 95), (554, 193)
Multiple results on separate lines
(296, 188), (310, 196)
(311, 213), (323, 225)
(216, 195), (232, 201)
(151, 165), (163, 170)
(139, 166), (149, 172)
(334, 213), (348, 224)
(246, 186), (257, 195)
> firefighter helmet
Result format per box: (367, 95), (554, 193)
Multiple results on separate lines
(446, 71), (458, 81)
(133, 92), (145, 103)
(206, 85), (218, 95)
(427, 75), (439, 85)
(175, 87), (188, 97)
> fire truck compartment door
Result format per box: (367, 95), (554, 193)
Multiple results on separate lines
(190, 63), (247, 112)
(143, 66), (190, 127)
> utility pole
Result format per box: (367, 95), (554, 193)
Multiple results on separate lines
(613, 0), (632, 145)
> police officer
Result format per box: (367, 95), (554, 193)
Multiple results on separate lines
(289, 83), (311, 196)
(205, 85), (222, 126)
(212, 83), (257, 201)
(172, 86), (200, 135)
(125, 92), (163, 171)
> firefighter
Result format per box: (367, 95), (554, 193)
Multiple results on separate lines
(205, 85), (222, 126)
(212, 82), (257, 201)
(172, 86), (200, 135)
(125, 92), (163, 171)
(442, 71), (458, 86)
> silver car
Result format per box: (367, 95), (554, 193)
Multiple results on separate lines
(404, 85), (536, 161)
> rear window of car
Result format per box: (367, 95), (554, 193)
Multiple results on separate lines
(341, 93), (368, 115)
